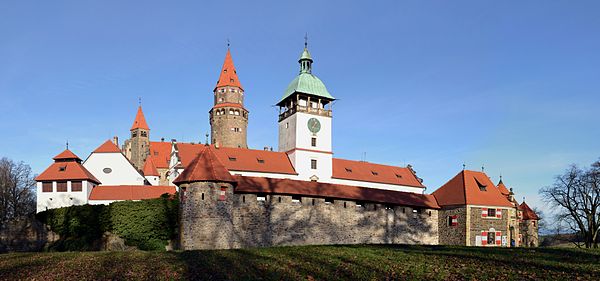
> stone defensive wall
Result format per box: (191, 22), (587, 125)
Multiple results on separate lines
(178, 179), (439, 250)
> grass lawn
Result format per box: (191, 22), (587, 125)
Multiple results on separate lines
(1, 245), (599, 280)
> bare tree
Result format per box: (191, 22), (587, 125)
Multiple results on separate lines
(540, 161), (600, 248)
(0, 158), (36, 222)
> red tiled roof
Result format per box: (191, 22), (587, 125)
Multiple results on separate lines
(212, 103), (245, 109)
(332, 158), (425, 188)
(519, 202), (540, 220)
(432, 170), (513, 207)
(88, 185), (175, 200)
(36, 150), (100, 184)
(143, 158), (159, 176)
(234, 176), (440, 209)
(53, 149), (81, 161)
(173, 146), (236, 185)
(215, 49), (243, 90)
(93, 140), (122, 153)
(149, 141), (171, 169)
(496, 179), (510, 196)
(131, 106), (149, 130)
(177, 144), (297, 175)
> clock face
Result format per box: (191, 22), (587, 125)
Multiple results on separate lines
(307, 118), (321, 134)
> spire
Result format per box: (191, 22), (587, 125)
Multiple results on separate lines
(215, 49), (243, 90)
(299, 37), (313, 74)
(131, 106), (149, 131)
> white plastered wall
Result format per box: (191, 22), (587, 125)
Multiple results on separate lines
(36, 180), (95, 213)
(83, 152), (145, 185)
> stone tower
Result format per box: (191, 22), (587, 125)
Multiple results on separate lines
(209, 49), (248, 148)
(277, 43), (335, 182)
(123, 106), (150, 170)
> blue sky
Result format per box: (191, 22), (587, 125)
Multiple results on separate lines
(1, 1), (599, 215)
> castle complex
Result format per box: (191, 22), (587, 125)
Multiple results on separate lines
(34, 43), (539, 249)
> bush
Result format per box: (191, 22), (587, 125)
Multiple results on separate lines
(36, 194), (178, 251)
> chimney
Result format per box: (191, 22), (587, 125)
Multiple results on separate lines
(161, 137), (165, 142)
(270, 147), (273, 151)
(171, 139), (177, 144)
(113, 136), (119, 146)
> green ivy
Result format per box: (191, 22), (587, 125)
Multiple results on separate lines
(36, 194), (178, 251)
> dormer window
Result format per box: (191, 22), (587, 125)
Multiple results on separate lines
(345, 168), (352, 173)
(475, 178), (487, 191)
(371, 171), (379, 176)
(58, 166), (66, 172)
(395, 174), (402, 178)
(257, 158), (265, 164)
(228, 156), (237, 161)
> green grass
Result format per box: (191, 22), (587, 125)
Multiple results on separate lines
(1, 245), (599, 280)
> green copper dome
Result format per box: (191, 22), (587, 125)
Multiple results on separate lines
(278, 47), (335, 105)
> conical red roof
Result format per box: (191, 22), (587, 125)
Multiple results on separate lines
(131, 106), (149, 130)
(52, 149), (81, 161)
(215, 49), (243, 90)
(519, 202), (540, 220)
(143, 158), (159, 177)
(173, 146), (235, 185)
(93, 140), (122, 153)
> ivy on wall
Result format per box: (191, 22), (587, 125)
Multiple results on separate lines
(36, 194), (178, 251)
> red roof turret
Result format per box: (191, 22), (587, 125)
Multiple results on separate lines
(173, 146), (235, 185)
(519, 201), (540, 220)
(215, 49), (243, 90)
(131, 106), (149, 131)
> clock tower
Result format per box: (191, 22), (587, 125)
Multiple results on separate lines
(278, 43), (335, 182)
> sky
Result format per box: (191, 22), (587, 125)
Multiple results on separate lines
(1, 1), (599, 216)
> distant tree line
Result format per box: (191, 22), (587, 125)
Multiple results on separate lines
(0, 158), (36, 223)
(540, 160), (600, 248)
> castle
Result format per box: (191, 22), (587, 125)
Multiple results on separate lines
(34, 43), (539, 249)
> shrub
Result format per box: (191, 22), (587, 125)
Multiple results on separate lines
(36, 194), (178, 251)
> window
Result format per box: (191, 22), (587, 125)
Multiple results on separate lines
(487, 208), (496, 217)
(325, 198), (334, 204)
(371, 171), (379, 176)
(103, 168), (112, 174)
(412, 208), (420, 218)
(356, 201), (364, 208)
(475, 178), (487, 191)
(385, 205), (393, 210)
(219, 187), (227, 201)
(58, 166), (66, 172)
(448, 215), (458, 226)
(257, 158), (265, 164)
(311, 137), (317, 147)
(231, 128), (241, 132)
(285, 122), (289, 129)
(228, 157), (237, 161)
(141, 131), (147, 137)
(229, 110), (234, 115)
(395, 174), (402, 179)
(132, 132), (137, 137)
(154, 152), (159, 156)
(311, 159), (317, 169)
(234, 111), (240, 116)
(42, 182), (52, 192)
(291, 195), (301, 203)
(71, 181), (82, 192)
(487, 231), (496, 245)
(57, 182), (67, 192)
(345, 168), (352, 173)
(257, 194), (266, 201)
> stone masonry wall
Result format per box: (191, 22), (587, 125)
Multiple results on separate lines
(520, 220), (539, 247)
(468, 206), (509, 246)
(437, 207), (467, 246)
(179, 182), (439, 250)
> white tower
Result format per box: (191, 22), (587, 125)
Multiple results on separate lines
(278, 42), (335, 182)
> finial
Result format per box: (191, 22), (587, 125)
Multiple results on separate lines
(66, 141), (69, 150)
(304, 32), (308, 48)
(227, 38), (230, 49)
(500, 173), (502, 180)
(481, 165), (485, 172)
(138, 97), (141, 106)
(462, 163), (466, 170)
(205, 133), (209, 145)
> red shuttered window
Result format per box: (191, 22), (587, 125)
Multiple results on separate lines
(448, 215), (458, 226)
(57, 182), (67, 192)
(481, 208), (488, 217)
(219, 187), (227, 201)
(496, 209), (502, 218)
(42, 182), (53, 192)
(71, 181), (82, 192)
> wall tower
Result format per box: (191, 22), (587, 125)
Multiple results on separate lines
(209, 48), (248, 148)
(278, 43), (335, 182)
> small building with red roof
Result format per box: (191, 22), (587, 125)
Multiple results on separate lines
(519, 201), (540, 247)
(35, 149), (100, 213)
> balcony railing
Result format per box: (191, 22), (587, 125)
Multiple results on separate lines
(279, 105), (332, 121)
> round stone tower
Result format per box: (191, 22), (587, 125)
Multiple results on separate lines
(209, 48), (248, 148)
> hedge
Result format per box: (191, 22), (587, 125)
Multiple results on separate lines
(36, 194), (178, 251)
